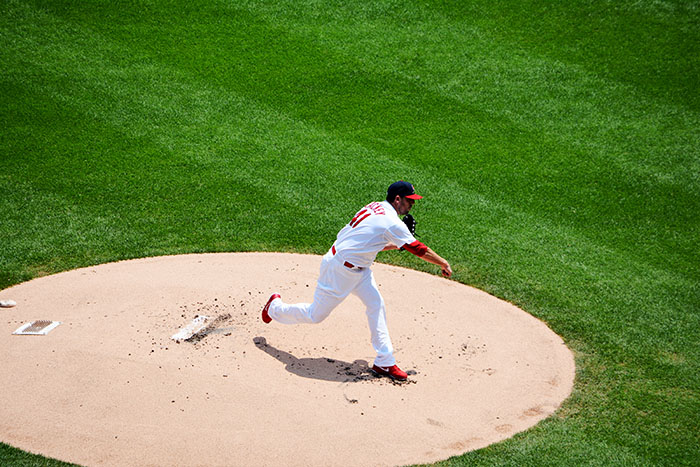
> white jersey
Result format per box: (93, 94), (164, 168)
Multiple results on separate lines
(333, 200), (416, 268)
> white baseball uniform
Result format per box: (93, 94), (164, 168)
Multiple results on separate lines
(267, 200), (417, 367)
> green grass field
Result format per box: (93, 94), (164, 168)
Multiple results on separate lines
(1, 0), (698, 465)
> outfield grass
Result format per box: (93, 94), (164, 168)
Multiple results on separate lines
(1, 0), (698, 465)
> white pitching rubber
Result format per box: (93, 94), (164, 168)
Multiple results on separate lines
(171, 315), (210, 341)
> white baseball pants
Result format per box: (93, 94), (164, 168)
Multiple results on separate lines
(268, 250), (395, 367)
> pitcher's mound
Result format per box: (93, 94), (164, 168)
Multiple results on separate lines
(0, 253), (574, 466)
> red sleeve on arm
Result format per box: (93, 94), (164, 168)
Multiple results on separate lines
(403, 240), (428, 257)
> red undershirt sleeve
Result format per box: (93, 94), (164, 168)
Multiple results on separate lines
(402, 240), (428, 257)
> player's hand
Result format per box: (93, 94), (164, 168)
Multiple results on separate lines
(441, 262), (452, 278)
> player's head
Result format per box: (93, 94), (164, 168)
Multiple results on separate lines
(386, 181), (422, 203)
(387, 181), (421, 215)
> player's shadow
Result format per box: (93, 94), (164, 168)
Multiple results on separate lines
(253, 337), (373, 383)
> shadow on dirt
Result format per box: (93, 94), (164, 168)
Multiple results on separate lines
(253, 336), (375, 383)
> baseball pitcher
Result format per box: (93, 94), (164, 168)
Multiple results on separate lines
(262, 181), (452, 381)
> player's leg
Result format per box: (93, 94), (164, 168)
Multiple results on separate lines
(269, 288), (342, 324)
(268, 253), (357, 324)
(352, 270), (395, 367)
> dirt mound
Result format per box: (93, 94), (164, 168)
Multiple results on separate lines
(0, 253), (574, 466)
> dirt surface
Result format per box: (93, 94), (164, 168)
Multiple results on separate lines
(0, 253), (575, 466)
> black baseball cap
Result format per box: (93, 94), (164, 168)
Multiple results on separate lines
(387, 181), (423, 200)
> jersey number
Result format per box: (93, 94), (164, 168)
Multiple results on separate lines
(349, 209), (371, 228)
(349, 203), (385, 228)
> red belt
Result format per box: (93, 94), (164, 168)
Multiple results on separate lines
(331, 245), (361, 269)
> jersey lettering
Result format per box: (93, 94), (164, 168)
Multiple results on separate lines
(349, 202), (385, 228)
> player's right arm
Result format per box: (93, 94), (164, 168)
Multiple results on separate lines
(384, 220), (452, 278)
(420, 247), (452, 278)
(402, 241), (452, 278)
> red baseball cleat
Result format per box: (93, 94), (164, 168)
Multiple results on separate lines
(372, 364), (408, 381)
(261, 294), (280, 324)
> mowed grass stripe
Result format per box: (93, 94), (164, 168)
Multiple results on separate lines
(1, 0), (456, 271)
(424, 0), (700, 111)
(6, 0), (695, 316)
(22, 0), (700, 281)
(229, 0), (699, 275)
(239, 0), (700, 190)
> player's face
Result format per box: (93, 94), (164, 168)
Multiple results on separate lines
(398, 196), (415, 215)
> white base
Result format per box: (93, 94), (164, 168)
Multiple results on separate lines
(13, 321), (61, 335)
